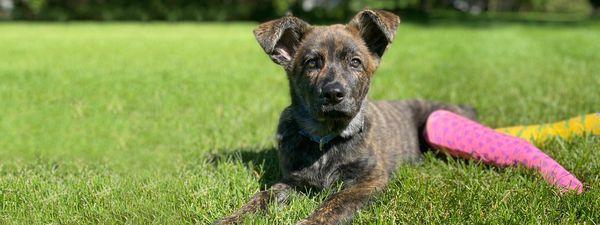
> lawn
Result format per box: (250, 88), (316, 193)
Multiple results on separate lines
(0, 21), (598, 224)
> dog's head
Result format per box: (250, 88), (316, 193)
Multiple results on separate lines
(254, 10), (400, 125)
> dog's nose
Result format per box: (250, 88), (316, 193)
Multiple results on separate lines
(322, 83), (346, 104)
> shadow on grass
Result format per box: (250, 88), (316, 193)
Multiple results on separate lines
(206, 147), (281, 188)
(206, 148), (343, 197)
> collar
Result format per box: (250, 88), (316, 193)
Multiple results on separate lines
(299, 129), (338, 151)
(295, 101), (367, 151)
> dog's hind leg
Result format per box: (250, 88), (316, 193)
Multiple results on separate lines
(404, 99), (477, 153)
(214, 183), (293, 225)
(406, 99), (478, 128)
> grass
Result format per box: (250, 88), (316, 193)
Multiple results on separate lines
(0, 21), (599, 224)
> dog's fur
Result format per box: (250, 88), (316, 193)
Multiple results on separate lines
(215, 10), (476, 225)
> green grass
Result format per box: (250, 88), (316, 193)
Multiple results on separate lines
(0, 21), (599, 224)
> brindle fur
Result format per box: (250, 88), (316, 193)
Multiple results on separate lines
(215, 10), (477, 225)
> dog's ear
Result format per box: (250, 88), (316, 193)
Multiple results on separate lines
(254, 16), (311, 67)
(348, 9), (400, 60)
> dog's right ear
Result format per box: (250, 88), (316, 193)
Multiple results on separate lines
(253, 16), (310, 67)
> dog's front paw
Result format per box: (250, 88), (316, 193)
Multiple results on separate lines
(212, 216), (239, 225)
(295, 219), (310, 225)
(295, 219), (320, 225)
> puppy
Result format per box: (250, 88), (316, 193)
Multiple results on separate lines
(215, 9), (476, 225)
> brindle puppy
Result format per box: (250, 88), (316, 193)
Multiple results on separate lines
(215, 10), (476, 225)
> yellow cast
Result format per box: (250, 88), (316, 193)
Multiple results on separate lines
(495, 113), (600, 143)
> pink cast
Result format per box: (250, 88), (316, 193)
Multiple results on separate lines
(424, 110), (583, 193)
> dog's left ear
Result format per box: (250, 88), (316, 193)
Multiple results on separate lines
(348, 9), (400, 60)
(254, 16), (311, 67)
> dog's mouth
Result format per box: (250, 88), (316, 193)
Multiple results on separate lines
(316, 104), (355, 121)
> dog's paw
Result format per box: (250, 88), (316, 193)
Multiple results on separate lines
(295, 219), (309, 225)
(211, 220), (227, 225)
(295, 219), (320, 225)
(212, 216), (238, 225)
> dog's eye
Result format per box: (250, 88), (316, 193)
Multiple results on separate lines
(350, 58), (362, 69)
(305, 58), (319, 69)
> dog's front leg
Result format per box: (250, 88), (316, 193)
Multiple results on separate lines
(297, 170), (388, 225)
(214, 182), (293, 225)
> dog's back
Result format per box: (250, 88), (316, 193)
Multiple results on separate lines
(367, 99), (477, 173)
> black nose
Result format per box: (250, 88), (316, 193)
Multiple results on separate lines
(322, 83), (346, 104)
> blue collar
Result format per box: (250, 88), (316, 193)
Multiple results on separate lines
(299, 129), (338, 151)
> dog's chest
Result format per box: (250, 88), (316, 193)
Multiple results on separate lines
(288, 149), (341, 188)
(281, 140), (372, 189)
